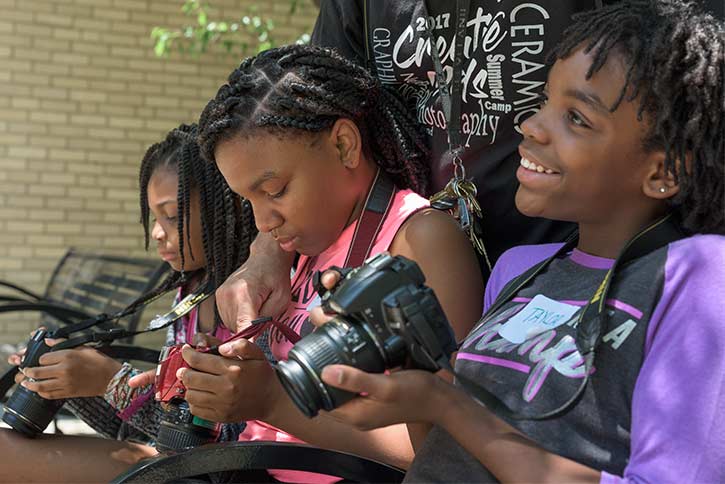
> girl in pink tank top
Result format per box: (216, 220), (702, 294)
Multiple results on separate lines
(178, 44), (484, 482)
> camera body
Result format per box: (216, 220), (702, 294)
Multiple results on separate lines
(275, 253), (457, 417)
(1, 329), (65, 437)
(154, 344), (220, 452)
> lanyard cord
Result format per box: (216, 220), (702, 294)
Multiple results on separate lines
(50, 280), (177, 340)
(49, 279), (214, 352)
(423, 0), (470, 177)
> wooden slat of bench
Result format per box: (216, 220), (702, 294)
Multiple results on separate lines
(59, 289), (108, 314)
(94, 274), (150, 293)
(72, 281), (143, 303)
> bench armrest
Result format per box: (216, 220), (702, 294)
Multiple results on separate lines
(0, 302), (92, 326)
(111, 441), (405, 484)
(0, 280), (41, 301)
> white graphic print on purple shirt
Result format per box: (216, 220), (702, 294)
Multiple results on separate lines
(459, 298), (641, 402)
(456, 249), (653, 413)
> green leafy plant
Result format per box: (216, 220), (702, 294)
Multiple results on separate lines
(151, 0), (311, 58)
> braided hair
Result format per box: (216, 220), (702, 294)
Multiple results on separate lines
(197, 44), (431, 195)
(126, 123), (257, 323)
(552, 0), (725, 234)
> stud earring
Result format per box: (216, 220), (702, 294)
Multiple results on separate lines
(659, 187), (668, 193)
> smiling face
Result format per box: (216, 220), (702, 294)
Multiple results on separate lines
(146, 167), (206, 272)
(515, 47), (667, 226)
(214, 122), (368, 256)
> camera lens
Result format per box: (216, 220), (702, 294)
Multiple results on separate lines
(1, 385), (64, 437)
(275, 317), (388, 417)
(156, 400), (220, 452)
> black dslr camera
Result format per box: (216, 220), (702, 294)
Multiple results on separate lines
(275, 253), (457, 418)
(2, 329), (65, 437)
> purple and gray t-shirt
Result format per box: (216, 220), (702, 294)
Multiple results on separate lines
(406, 234), (725, 483)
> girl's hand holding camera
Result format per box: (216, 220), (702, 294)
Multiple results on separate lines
(130, 332), (283, 423)
(174, 339), (281, 423)
(17, 338), (122, 400)
(319, 365), (449, 431)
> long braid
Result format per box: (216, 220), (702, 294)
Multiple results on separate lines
(552, 0), (725, 234)
(198, 44), (431, 195)
(177, 136), (195, 273)
(176, 124), (258, 329)
(133, 123), (258, 328)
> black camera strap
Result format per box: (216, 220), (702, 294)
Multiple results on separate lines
(49, 279), (214, 352)
(0, 280), (214, 399)
(50, 279), (181, 340)
(448, 214), (684, 420)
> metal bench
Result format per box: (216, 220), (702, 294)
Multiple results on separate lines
(0, 248), (169, 433)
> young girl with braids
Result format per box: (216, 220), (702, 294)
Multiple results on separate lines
(0, 123), (257, 483)
(128, 44), (484, 480)
(304, 1), (725, 482)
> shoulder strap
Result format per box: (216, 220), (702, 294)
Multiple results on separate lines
(344, 170), (396, 268)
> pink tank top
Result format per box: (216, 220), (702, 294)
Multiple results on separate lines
(239, 189), (429, 483)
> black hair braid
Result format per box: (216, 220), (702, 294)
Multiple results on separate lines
(237, 198), (256, 263)
(552, 0), (725, 234)
(198, 44), (431, 195)
(139, 135), (176, 251)
(136, 123), (257, 329)
(177, 139), (195, 273)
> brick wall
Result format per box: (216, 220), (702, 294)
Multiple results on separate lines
(0, 0), (318, 343)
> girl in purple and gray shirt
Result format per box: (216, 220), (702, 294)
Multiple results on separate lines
(312, 2), (725, 482)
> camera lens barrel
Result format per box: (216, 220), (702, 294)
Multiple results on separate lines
(1, 385), (64, 437)
(276, 318), (387, 417)
(1, 330), (64, 437)
(156, 400), (220, 453)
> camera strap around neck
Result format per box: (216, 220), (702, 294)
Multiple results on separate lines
(254, 170), (396, 346)
(448, 214), (684, 420)
(166, 170), (398, 353)
(44, 280), (214, 352)
(0, 281), (198, 397)
(0, 277), (215, 397)
(24, 280), (214, 357)
(344, 168), (396, 268)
